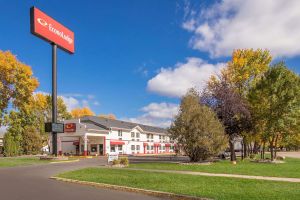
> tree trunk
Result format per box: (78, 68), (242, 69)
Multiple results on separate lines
(241, 140), (244, 160)
(229, 136), (236, 161)
(262, 141), (266, 159)
(270, 136), (275, 161)
(243, 137), (247, 158)
(253, 141), (259, 154)
(274, 134), (279, 159)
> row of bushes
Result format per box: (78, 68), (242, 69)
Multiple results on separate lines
(112, 157), (129, 166)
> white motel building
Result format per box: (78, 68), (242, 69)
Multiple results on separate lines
(52, 116), (176, 156)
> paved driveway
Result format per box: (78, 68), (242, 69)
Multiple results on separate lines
(0, 157), (164, 200)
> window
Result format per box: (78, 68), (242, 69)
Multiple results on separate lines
(136, 145), (140, 150)
(163, 146), (165, 150)
(131, 132), (135, 137)
(147, 134), (149, 139)
(147, 145), (150, 150)
(159, 135), (161, 139)
(136, 132), (140, 138)
(111, 145), (116, 152)
(131, 145), (135, 151)
(151, 146), (154, 150)
(118, 130), (122, 137)
(118, 145), (122, 151)
(151, 134), (154, 139)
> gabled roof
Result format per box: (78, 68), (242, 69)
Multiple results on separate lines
(80, 116), (168, 135)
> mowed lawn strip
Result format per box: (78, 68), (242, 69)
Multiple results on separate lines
(57, 168), (300, 200)
(0, 157), (51, 167)
(128, 158), (300, 178)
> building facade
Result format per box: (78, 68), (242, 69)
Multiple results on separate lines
(51, 116), (175, 156)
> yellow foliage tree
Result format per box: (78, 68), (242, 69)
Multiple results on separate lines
(223, 48), (272, 96)
(0, 50), (39, 125)
(71, 107), (95, 118)
(98, 113), (116, 120)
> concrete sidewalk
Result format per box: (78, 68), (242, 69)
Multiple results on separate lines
(122, 167), (300, 183)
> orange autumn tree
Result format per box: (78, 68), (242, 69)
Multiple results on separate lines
(71, 107), (95, 118)
(98, 113), (116, 120)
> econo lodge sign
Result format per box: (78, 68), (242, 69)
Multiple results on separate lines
(30, 7), (75, 54)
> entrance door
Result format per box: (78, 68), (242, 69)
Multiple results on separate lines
(99, 144), (104, 155)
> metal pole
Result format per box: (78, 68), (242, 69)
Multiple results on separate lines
(52, 43), (58, 156)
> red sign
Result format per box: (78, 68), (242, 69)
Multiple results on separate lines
(30, 7), (75, 54)
(65, 123), (76, 132)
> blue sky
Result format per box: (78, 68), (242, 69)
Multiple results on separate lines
(1, 0), (300, 127)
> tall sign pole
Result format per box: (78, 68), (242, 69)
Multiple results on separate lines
(30, 7), (75, 156)
(52, 43), (58, 156)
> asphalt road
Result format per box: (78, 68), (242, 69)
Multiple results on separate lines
(0, 158), (164, 200)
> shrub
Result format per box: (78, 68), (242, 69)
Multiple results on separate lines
(3, 133), (21, 157)
(112, 159), (120, 165)
(169, 89), (227, 162)
(250, 154), (256, 159)
(120, 157), (129, 166)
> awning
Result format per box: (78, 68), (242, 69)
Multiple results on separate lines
(73, 141), (79, 145)
(154, 143), (161, 147)
(110, 140), (125, 145)
(143, 142), (148, 146)
(165, 143), (171, 147)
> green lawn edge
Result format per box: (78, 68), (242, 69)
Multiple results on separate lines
(128, 157), (300, 178)
(57, 167), (300, 200)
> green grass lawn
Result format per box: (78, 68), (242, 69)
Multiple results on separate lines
(57, 168), (300, 200)
(128, 157), (300, 178)
(0, 157), (52, 167)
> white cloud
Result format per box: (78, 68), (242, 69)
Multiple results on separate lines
(35, 91), (99, 112)
(147, 57), (224, 97)
(141, 102), (179, 119)
(93, 101), (100, 106)
(183, 0), (300, 58)
(124, 102), (179, 128)
(61, 96), (80, 111)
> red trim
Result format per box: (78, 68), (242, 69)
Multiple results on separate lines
(110, 140), (125, 145)
(58, 151), (62, 155)
(103, 136), (106, 155)
(73, 141), (79, 145)
(83, 150), (87, 156)
(165, 143), (171, 147)
(143, 142), (148, 146)
(154, 143), (161, 147)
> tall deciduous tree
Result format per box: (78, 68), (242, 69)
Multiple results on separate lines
(248, 63), (300, 161)
(210, 49), (272, 158)
(0, 51), (39, 125)
(71, 107), (95, 118)
(4, 93), (72, 156)
(203, 76), (250, 161)
(169, 89), (227, 162)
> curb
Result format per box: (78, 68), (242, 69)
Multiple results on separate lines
(49, 159), (80, 164)
(51, 176), (211, 200)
